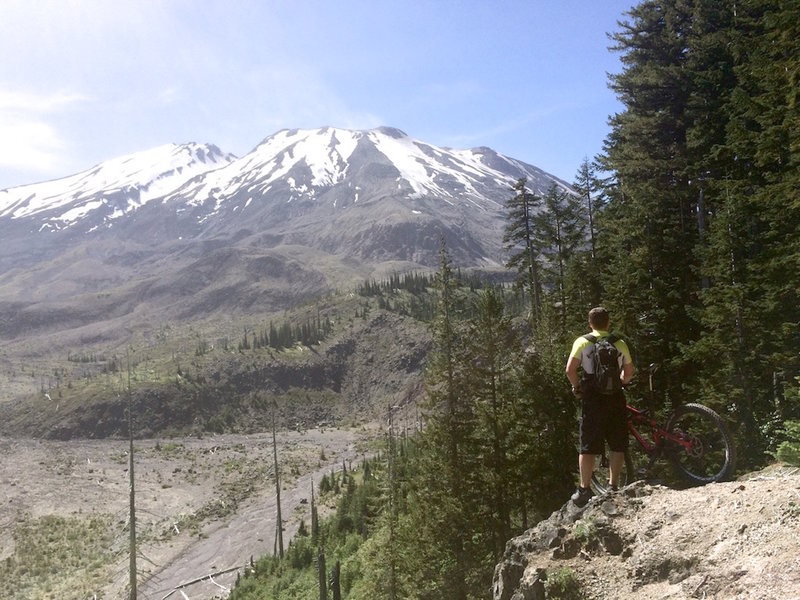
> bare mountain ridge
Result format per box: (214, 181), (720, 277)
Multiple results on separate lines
(0, 126), (570, 349)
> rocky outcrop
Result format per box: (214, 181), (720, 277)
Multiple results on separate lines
(493, 468), (800, 600)
(493, 484), (646, 600)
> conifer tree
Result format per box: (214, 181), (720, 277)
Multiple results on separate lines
(462, 287), (516, 560)
(404, 239), (474, 600)
(531, 183), (587, 328)
(599, 0), (703, 398)
(596, 0), (799, 461)
(571, 158), (604, 309)
(504, 178), (543, 325)
(573, 157), (600, 260)
(686, 0), (800, 459)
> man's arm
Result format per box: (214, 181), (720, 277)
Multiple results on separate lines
(566, 356), (581, 389)
(617, 339), (635, 385)
(621, 362), (634, 385)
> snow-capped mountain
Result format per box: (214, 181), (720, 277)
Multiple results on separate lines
(169, 126), (551, 216)
(0, 142), (234, 232)
(0, 127), (571, 342)
(1, 127), (566, 240)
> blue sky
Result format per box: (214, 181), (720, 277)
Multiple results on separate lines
(0, 0), (634, 190)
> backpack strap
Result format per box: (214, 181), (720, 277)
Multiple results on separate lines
(584, 333), (619, 345)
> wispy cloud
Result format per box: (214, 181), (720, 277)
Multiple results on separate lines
(436, 99), (589, 150)
(0, 90), (88, 171)
(156, 86), (181, 105)
(237, 65), (384, 135)
(0, 118), (64, 170)
(0, 90), (89, 112)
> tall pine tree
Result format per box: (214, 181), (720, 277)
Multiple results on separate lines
(504, 178), (543, 326)
(531, 183), (587, 329)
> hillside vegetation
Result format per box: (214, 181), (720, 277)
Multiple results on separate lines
(0, 282), (436, 439)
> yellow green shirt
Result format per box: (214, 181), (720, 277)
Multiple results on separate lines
(569, 329), (633, 375)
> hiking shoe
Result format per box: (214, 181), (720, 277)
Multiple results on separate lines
(571, 486), (593, 507)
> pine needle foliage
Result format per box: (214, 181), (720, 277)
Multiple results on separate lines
(597, 0), (800, 465)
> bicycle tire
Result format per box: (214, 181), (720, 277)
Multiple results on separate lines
(590, 450), (634, 495)
(665, 403), (736, 485)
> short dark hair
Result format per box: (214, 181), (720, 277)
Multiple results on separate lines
(589, 307), (610, 329)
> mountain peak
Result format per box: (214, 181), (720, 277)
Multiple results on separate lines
(0, 126), (575, 346)
(372, 126), (409, 139)
(0, 142), (235, 228)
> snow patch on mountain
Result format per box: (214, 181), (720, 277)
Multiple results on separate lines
(367, 129), (515, 207)
(184, 127), (361, 208)
(0, 126), (574, 238)
(0, 143), (234, 226)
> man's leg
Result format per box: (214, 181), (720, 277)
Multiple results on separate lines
(572, 452), (596, 506)
(607, 391), (629, 489)
(608, 450), (625, 488)
(573, 393), (599, 506)
(579, 453), (595, 489)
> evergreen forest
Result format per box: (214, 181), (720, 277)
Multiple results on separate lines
(230, 1), (800, 598)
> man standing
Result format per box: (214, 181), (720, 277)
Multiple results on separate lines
(565, 307), (634, 507)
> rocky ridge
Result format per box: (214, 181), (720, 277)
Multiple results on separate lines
(493, 465), (800, 600)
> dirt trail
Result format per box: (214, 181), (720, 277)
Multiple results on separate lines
(0, 426), (375, 600)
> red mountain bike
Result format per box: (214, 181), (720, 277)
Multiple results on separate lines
(590, 364), (736, 495)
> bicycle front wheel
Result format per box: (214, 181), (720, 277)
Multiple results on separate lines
(665, 403), (735, 485)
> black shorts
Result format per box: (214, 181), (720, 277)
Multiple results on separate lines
(579, 389), (628, 454)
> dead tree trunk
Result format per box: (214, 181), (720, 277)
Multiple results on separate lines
(317, 547), (327, 600)
(127, 350), (137, 599)
(331, 560), (341, 600)
(272, 401), (284, 558)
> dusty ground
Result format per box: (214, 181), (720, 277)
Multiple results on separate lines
(0, 426), (377, 600)
(495, 464), (800, 600)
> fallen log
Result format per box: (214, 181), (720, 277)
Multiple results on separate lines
(159, 564), (243, 600)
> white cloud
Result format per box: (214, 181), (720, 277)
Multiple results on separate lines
(156, 86), (181, 105)
(0, 90), (88, 112)
(0, 117), (64, 170)
(0, 90), (87, 172)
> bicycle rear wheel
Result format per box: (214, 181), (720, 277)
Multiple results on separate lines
(665, 403), (735, 485)
(590, 450), (633, 495)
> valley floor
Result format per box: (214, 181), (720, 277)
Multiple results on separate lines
(0, 426), (375, 599)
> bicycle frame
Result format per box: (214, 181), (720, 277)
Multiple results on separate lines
(626, 403), (701, 461)
(625, 362), (697, 463)
(626, 404), (660, 456)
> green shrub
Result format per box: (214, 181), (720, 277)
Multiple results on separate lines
(776, 420), (800, 466)
(0, 513), (115, 599)
(287, 536), (314, 570)
(573, 518), (599, 546)
(545, 568), (585, 600)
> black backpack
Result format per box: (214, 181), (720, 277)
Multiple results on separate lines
(583, 334), (622, 395)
